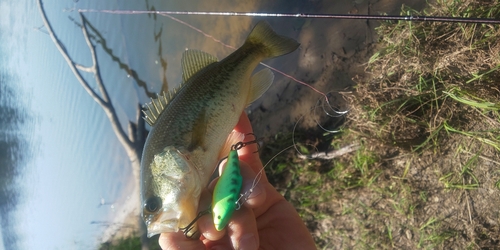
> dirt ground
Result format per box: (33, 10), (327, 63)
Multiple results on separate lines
(249, 0), (500, 249)
(248, 0), (428, 138)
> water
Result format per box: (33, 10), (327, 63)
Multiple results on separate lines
(1, 1), (161, 249)
(0, 0), (427, 249)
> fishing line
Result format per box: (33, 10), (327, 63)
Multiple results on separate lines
(235, 144), (295, 207)
(292, 114), (320, 159)
(71, 8), (500, 113)
(152, 12), (337, 111)
(320, 91), (349, 118)
(236, 96), (348, 204)
(312, 94), (346, 134)
(238, 108), (347, 203)
(71, 8), (371, 112)
(236, 101), (347, 205)
(74, 7), (500, 119)
(71, 8), (499, 204)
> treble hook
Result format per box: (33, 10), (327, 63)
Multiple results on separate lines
(180, 207), (211, 239)
(231, 133), (260, 152)
(216, 134), (261, 171)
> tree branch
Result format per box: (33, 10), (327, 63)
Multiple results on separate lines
(298, 143), (360, 160)
(37, 0), (140, 167)
(69, 15), (160, 99)
(80, 13), (111, 104)
(75, 63), (93, 72)
(38, 1), (148, 247)
(37, 0), (107, 107)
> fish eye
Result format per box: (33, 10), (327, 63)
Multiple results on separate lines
(144, 196), (162, 213)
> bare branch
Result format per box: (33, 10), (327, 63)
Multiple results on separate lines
(79, 15), (161, 99)
(38, 1), (147, 246)
(80, 13), (111, 104)
(75, 63), (93, 72)
(298, 143), (360, 160)
(37, 0), (107, 108)
(37, 0), (139, 164)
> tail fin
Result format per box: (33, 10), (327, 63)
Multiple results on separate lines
(245, 21), (300, 58)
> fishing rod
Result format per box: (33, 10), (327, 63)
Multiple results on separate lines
(76, 9), (500, 24)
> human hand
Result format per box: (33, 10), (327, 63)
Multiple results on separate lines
(158, 112), (316, 250)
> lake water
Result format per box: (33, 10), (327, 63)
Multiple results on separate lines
(0, 0), (425, 249)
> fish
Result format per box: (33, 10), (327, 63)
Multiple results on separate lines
(140, 21), (299, 237)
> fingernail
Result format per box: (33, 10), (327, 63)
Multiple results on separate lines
(238, 233), (257, 250)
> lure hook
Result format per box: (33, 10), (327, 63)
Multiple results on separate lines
(181, 135), (261, 237)
(180, 208), (211, 239)
(231, 133), (260, 152)
(216, 134), (261, 171)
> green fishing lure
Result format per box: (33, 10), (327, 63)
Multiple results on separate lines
(212, 149), (243, 231)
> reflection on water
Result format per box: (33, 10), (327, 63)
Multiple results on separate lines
(0, 72), (33, 249)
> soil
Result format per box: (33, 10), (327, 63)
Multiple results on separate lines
(248, 0), (500, 249)
(248, 0), (428, 138)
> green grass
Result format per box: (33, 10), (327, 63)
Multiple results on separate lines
(99, 234), (160, 250)
(261, 0), (500, 248)
(358, 0), (500, 153)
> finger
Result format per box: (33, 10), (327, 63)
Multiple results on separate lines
(197, 188), (226, 241)
(240, 161), (286, 218)
(239, 161), (266, 208)
(202, 162), (266, 246)
(158, 231), (204, 250)
(198, 211), (226, 241)
(227, 205), (259, 250)
(201, 206), (259, 250)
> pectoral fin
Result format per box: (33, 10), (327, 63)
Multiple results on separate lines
(246, 68), (274, 105)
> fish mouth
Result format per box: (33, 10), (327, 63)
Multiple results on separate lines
(145, 209), (181, 237)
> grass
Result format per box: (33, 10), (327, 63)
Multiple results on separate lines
(260, 0), (500, 248)
(99, 234), (161, 250)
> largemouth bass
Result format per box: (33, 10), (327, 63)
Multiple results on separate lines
(140, 21), (299, 237)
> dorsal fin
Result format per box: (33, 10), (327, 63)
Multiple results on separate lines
(142, 51), (217, 126)
(181, 50), (218, 82)
(142, 90), (177, 126)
